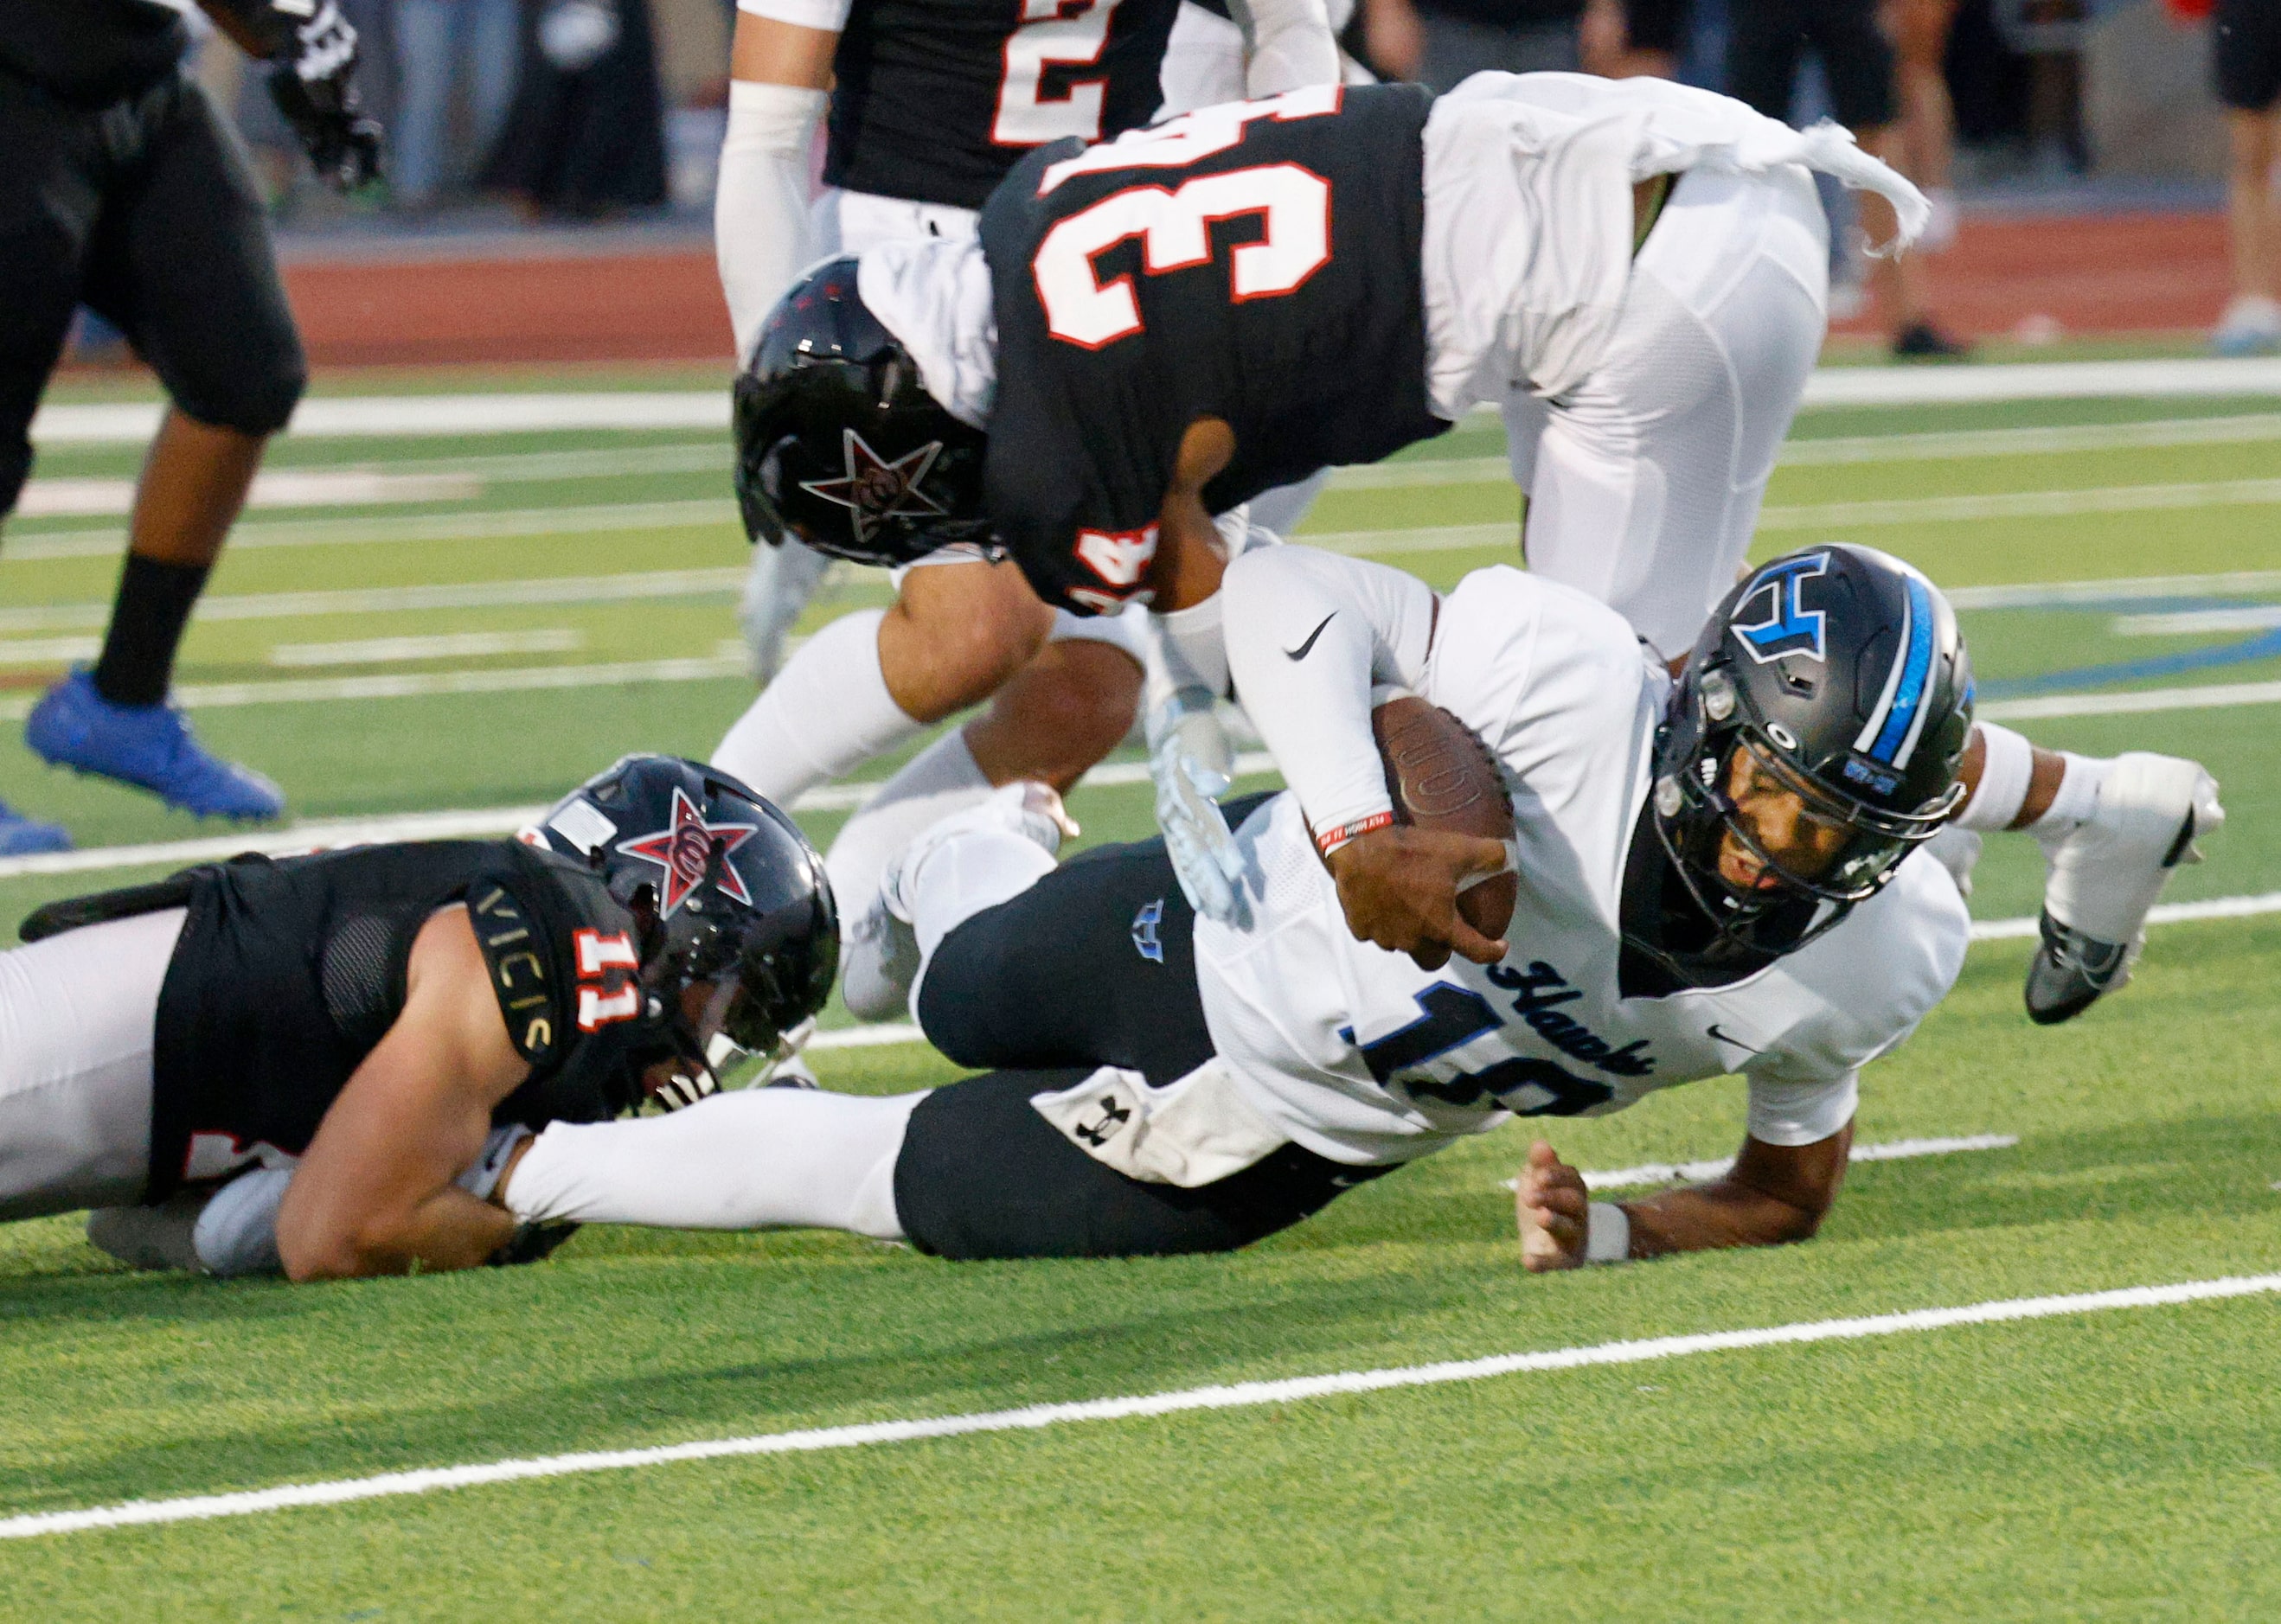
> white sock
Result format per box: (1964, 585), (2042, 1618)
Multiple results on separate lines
(823, 727), (995, 924)
(907, 817), (1058, 988)
(504, 1088), (926, 1237)
(2030, 751), (2108, 839)
(710, 608), (926, 806)
(1954, 722), (2034, 832)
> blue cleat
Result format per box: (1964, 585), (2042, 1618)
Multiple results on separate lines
(0, 799), (73, 855)
(26, 668), (286, 821)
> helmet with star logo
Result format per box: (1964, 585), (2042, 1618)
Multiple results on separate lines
(734, 256), (993, 567)
(530, 756), (838, 1091)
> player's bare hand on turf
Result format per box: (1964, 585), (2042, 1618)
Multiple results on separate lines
(1515, 1140), (1590, 1272)
(1326, 826), (1509, 969)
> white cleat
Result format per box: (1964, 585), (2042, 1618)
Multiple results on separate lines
(839, 781), (1077, 1022)
(738, 538), (836, 682)
(2027, 753), (2223, 1024)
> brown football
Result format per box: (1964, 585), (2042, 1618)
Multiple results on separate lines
(1372, 694), (1517, 941)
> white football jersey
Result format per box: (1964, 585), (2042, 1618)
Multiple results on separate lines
(1194, 566), (1970, 1167)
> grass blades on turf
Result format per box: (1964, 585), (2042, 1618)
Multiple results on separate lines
(0, 380), (2277, 1616)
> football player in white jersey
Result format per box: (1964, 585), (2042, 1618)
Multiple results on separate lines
(734, 74), (2221, 1026)
(498, 545), (1972, 1269)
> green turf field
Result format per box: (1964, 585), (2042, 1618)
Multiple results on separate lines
(2, 373), (2278, 1617)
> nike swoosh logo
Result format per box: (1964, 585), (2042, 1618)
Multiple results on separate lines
(1284, 612), (1336, 661)
(1706, 1024), (1762, 1056)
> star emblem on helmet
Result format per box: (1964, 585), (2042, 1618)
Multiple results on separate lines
(615, 788), (759, 916)
(798, 428), (949, 550)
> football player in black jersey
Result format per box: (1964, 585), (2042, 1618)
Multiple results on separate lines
(0, 0), (381, 854)
(0, 757), (835, 1281)
(735, 76), (2225, 1026)
(704, 0), (1342, 1017)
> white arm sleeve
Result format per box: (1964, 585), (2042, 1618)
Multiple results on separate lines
(736, 0), (851, 31)
(1221, 544), (1437, 837)
(1743, 1071), (1858, 1148)
(715, 79), (830, 366)
(1227, 0), (1340, 96)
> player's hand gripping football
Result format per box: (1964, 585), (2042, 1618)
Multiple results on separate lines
(1149, 688), (1251, 929)
(1515, 1140), (1592, 1271)
(266, 0), (385, 191)
(1325, 824), (1509, 971)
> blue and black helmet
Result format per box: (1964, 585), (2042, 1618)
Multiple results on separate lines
(1651, 544), (1974, 953)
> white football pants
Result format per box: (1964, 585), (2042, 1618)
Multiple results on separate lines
(1503, 163), (1829, 663)
(0, 908), (183, 1220)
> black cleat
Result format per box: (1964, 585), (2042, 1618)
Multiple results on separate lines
(2023, 911), (2137, 1026)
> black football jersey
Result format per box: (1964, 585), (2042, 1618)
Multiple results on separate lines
(824, 0), (1182, 212)
(0, 0), (186, 104)
(978, 83), (1451, 615)
(83, 840), (658, 1200)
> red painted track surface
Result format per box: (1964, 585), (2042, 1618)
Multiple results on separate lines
(1829, 211), (2224, 342)
(282, 249), (736, 366)
(272, 209), (2223, 366)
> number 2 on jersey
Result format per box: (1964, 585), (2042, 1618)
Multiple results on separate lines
(993, 0), (1124, 147)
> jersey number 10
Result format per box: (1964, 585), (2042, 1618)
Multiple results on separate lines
(1030, 88), (1342, 348)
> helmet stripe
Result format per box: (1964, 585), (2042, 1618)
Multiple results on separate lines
(1865, 575), (1937, 766)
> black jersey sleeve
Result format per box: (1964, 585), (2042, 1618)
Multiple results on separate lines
(466, 847), (669, 1127)
(977, 85), (1448, 617)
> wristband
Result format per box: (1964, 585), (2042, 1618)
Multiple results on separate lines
(1315, 809), (1394, 858)
(1585, 1200), (1631, 1265)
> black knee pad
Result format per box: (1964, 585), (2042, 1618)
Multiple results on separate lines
(168, 331), (306, 438)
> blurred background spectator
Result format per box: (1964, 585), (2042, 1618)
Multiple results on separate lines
(1725, 0), (1970, 356)
(2211, 0), (2280, 353)
(1889, 0), (1963, 246)
(391, 0), (522, 213)
(1361, 0), (1585, 88)
(485, 0), (670, 217)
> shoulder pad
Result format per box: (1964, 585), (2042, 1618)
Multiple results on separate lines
(465, 854), (644, 1071)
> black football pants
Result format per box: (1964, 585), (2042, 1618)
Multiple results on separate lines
(0, 64), (306, 517)
(894, 803), (1390, 1261)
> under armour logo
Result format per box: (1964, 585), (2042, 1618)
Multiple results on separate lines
(1731, 552), (1830, 664)
(1073, 1100), (1132, 1147)
(1131, 898), (1165, 963)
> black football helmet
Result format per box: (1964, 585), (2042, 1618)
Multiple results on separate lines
(732, 256), (993, 568)
(1643, 544), (1974, 967)
(532, 755), (837, 1103)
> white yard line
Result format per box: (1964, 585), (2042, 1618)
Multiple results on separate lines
(1977, 678), (2281, 722)
(0, 567), (753, 636)
(15, 470), (482, 519)
(28, 361), (2281, 448)
(268, 630), (585, 668)
(1325, 413), (2281, 492)
(1550, 1135), (2021, 1194)
(1, 499), (740, 561)
(0, 754), (1281, 879)
(1795, 357), (2281, 406)
(1945, 569), (2281, 610)
(0, 655), (753, 723)
(3, 1272), (2273, 1540)
(1756, 477), (2281, 530)
(29, 393), (734, 445)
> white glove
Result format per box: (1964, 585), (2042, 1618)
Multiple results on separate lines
(1149, 687), (1250, 929)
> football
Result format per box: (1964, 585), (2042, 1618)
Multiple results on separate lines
(1371, 692), (1518, 940)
